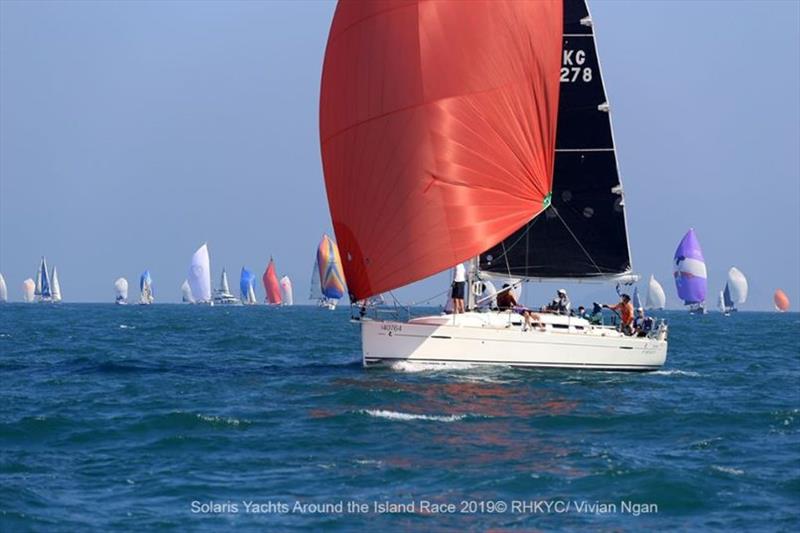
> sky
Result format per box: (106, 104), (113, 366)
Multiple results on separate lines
(1, 0), (798, 310)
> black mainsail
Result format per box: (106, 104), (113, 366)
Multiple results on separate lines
(480, 0), (632, 279)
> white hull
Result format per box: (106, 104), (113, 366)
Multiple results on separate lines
(361, 312), (667, 372)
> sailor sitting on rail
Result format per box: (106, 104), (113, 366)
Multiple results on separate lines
(496, 284), (541, 331)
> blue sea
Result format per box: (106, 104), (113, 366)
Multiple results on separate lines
(1, 304), (798, 531)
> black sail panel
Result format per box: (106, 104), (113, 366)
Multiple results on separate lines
(480, 0), (632, 279)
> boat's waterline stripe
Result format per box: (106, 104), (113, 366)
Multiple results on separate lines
(364, 356), (661, 371)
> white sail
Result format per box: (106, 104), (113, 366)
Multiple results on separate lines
(23, 278), (35, 302)
(645, 275), (666, 310)
(181, 279), (195, 303)
(35, 268), (42, 296)
(188, 244), (212, 303)
(51, 267), (62, 302)
(727, 267), (748, 305)
(0, 273), (7, 302)
(280, 276), (293, 306)
(114, 277), (129, 304)
(718, 290), (725, 313)
(220, 269), (230, 294)
(247, 284), (256, 304)
(309, 257), (322, 300)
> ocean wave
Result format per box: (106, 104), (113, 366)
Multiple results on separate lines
(195, 414), (248, 427)
(650, 369), (700, 377)
(389, 361), (477, 373)
(360, 409), (468, 422)
(118, 324), (135, 329)
(712, 465), (744, 475)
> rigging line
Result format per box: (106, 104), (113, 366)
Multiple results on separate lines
(485, 213), (540, 269)
(552, 209), (604, 275)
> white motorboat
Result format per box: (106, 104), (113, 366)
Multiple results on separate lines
(213, 268), (241, 305)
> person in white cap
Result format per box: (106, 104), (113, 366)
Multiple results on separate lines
(548, 289), (571, 315)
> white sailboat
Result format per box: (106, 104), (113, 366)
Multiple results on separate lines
(0, 273), (7, 303)
(645, 275), (666, 310)
(213, 268), (241, 305)
(720, 267), (747, 314)
(22, 279), (35, 303)
(319, 0), (668, 371)
(181, 279), (195, 303)
(188, 244), (212, 304)
(280, 276), (293, 306)
(114, 278), (129, 305)
(51, 266), (62, 303)
(35, 257), (52, 302)
(139, 271), (154, 305)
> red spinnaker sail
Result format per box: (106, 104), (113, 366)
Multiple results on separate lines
(320, 0), (562, 300)
(263, 259), (282, 305)
(774, 289), (790, 312)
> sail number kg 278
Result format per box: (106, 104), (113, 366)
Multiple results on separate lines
(561, 49), (592, 83)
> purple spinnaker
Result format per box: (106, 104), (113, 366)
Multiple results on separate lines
(673, 228), (707, 305)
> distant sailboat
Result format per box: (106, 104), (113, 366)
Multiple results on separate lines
(774, 289), (790, 312)
(36, 257), (52, 302)
(674, 229), (707, 314)
(718, 285), (734, 315)
(213, 268), (241, 305)
(139, 270), (154, 305)
(240, 268), (257, 305)
(720, 267), (747, 314)
(262, 258), (282, 305)
(0, 273), (7, 303)
(280, 276), (293, 306)
(309, 257), (323, 304)
(51, 266), (62, 303)
(181, 279), (195, 303)
(22, 279), (35, 303)
(727, 267), (748, 309)
(188, 244), (212, 304)
(645, 275), (666, 310)
(316, 234), (345, 310)
(114, 278), (128, 305)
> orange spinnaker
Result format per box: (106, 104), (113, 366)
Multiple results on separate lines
(320, 0), (563, 300)
(262, 259), (282, 305)
(774, 289), (790, 312)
